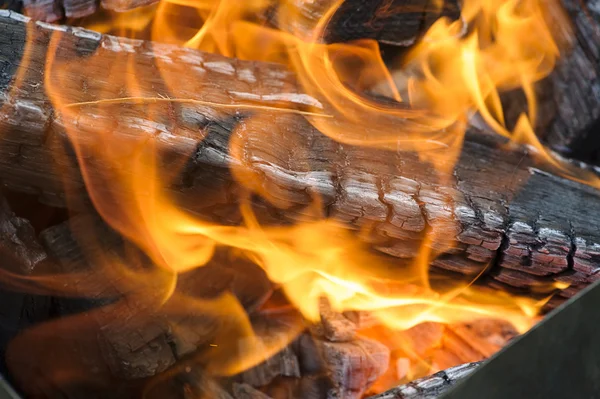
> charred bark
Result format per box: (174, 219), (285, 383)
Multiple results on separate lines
(14, 0), (600, 159)
(0, 190), (52, 379)
(365, 362), (482, 399)
(527, 0), (600, 164)
(0, 11), (598, 304)
(264, 0), (460, 46)
(228, 361), (483, 399)
(16, 0), (459, 49)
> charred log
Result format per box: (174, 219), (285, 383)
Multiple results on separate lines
(365, 362), (482, 399)
(0, 190), (53, 378)
(0, 12), (598, 304)
(16, 0), (459, 50)
(265, 0), (460, 46)
(228, 361), (483, 399)
(526, 0), (600, 164)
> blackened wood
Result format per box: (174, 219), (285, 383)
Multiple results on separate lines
(533, 0), (600, 163)
(0, 191), (52, 379)
(287, 333), (390, 398)
(38, 214), (274, 381)
(0, 12), (598, 303)
(19, 0), (458, 49)
(268, 0), (459, 46)
(310, 297), (357, 342)
(365, 362), (481, 399)
(63, 0), (98, 18)
(238, 345), (301, 387)
(233, 383), (272, 399)
(22, 0), (96, 19)
(315, 336), (390, 398)
(21, 0), (61, 21)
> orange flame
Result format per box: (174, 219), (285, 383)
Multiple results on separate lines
(8, 0), (583, 393)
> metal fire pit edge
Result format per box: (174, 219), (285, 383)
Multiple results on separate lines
(441, 278), (600, 399)
(0, 374), (21, 399)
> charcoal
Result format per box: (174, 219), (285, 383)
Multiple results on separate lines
(315, 336), (390, 399)
(366, 362), (481, 399)
(239, 344), (301, 387)
(310, 297), (357, 342)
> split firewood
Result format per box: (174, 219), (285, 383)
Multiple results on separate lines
(0, 12), (597, 303)
(365, 361), (482, 399)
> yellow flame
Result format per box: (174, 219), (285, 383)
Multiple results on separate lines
(30, 0), (584, 390)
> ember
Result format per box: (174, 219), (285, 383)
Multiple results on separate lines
(0, 0), (597, 398)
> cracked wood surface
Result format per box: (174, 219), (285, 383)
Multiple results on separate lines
(17, 0), (459, 48)
(365, 362), (481, 399)
(0, 11), (598, 304)
(13, 0), (600, 162)
(528, 0), (600, 163)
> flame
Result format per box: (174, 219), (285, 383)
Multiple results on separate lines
(3, 0), (586, 394)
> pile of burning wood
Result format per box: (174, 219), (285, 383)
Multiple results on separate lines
(0, 0), (597, 398)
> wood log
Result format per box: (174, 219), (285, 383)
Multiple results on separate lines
(0, 190), (53, 379)
(365, 362), (482, 399)
(33, 213), (274, 380)
(17, 0), (600, 154)
(310, 297), (358, 342)
(277, 333), (390, 399)
(265, 0), (459, 46)
(229, 361), (483, 399)
(16, 0), (459, 46)
(0, 11), (598, 304)
(525, 0), (600, 163)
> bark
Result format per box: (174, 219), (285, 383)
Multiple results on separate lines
(0, 190), (53, 379)
(18, 0), (459, 48)
(265, 0), (459, 46)
(0, 11), (598, 304)
(5, 210), (277, 396)
(20, 0), (135, 20)
(365, 362), (482, 399)
(16, 0), (600, 158)
(525, 0), (600, 164)
(228, 361), (483, 399)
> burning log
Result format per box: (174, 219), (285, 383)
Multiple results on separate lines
(0, 189), (512, 397)
(231, 361), (483, 399)
(0, 11), (597, 303)
(0, 2), (594, 398)
(366, 362), (482, 399)
(0, 190), (53, 374)
(524, 0), (600, 163)
(19, 0), (459, 48)
(16, 0), (600, 162)
(21, 0), (153, 20)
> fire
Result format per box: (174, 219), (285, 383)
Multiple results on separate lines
(1, 0), (585, 394)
